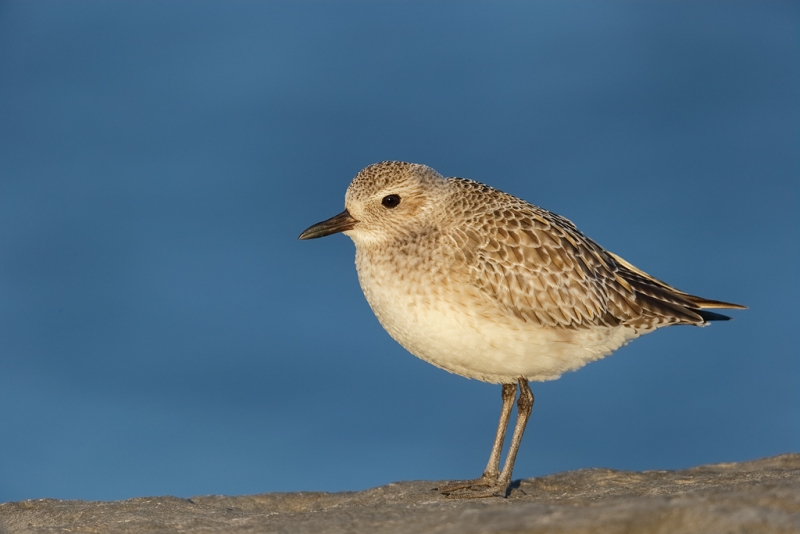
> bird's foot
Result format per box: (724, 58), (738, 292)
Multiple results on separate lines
(437, 476), (509, 499)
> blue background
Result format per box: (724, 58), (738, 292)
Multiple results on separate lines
(0, 1), (797, 502)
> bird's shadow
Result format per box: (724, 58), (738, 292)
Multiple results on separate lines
(506, 479), (526, 497)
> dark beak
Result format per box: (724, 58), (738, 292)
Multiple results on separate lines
(298, 209), (358, 240)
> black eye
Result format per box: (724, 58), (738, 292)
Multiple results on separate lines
(381, 194), (401, 208)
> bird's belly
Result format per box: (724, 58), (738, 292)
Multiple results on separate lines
(362, 281), (636, 384)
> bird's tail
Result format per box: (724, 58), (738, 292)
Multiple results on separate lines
(607, 252), (746, 324)
(682, 295), (747, 322)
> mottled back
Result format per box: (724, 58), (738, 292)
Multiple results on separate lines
(444, 178), (742, 333)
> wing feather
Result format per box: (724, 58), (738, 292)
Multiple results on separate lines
(445, 180), (744, 330)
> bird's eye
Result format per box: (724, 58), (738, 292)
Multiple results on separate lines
(381, 194), (401, 208)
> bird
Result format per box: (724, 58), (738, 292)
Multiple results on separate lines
(298, 161), (744, 498)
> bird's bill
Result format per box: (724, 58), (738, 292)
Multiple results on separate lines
(298, 209), (358, 240)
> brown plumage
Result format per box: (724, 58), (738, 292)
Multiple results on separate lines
(446, 177), (744, 334)
(300, 161), (744, 498)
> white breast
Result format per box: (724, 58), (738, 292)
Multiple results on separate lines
(354, 246), (639, 384)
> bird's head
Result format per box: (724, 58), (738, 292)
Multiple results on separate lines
(299, 161), (448, 246)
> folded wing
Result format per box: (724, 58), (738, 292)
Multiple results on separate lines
(447, 185), (744, 332)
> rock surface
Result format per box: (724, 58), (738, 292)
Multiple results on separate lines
(2, 454), (799, 533)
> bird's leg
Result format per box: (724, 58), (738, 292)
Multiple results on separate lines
(494, 378), (534, 493)
(481, 383), (517, 480)
(441, 379), (534, 498)
(438, 383), (517, 496)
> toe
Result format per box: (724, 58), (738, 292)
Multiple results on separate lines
(442, 484), (508, 499)
(437, 475), (496, 494)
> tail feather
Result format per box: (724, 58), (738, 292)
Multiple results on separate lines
(697, 309), (734, 322)
(606, 252), (746, 326)
(684, 295), (747, 310)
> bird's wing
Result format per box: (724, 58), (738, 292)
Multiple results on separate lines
(447, 197), (718, 330)
(607, 251), (746, 312)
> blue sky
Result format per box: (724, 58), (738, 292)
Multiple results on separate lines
(0, 1), (797, 502)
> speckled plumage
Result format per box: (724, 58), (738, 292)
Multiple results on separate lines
(300, 160), (744, 497)
(327, 161), (741, 383)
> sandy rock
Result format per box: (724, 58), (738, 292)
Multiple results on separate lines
(2, 454), (798, 533)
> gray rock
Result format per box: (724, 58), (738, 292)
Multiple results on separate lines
(2, 454), (798, 533)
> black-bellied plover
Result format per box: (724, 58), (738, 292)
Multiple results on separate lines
(299, 161), (744, 498)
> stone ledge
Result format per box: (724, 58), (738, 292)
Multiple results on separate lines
(2, 454), (798, 533)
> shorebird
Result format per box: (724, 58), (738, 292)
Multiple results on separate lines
(299, 161), (744, 498)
